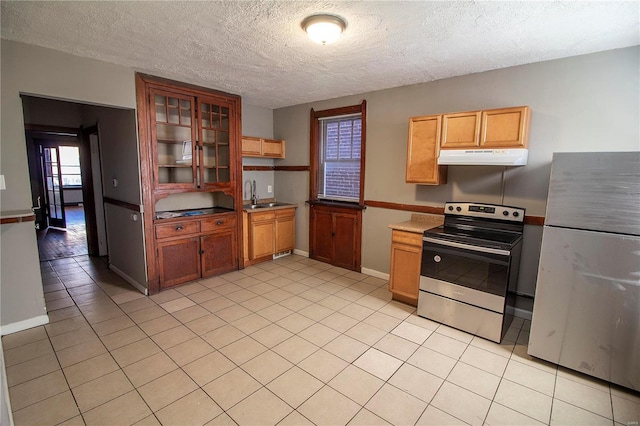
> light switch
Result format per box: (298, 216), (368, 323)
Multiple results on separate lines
(267, 185), (272, 193)
(112, 178), (118, 187)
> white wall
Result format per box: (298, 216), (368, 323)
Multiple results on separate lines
(274, 46), (640, 297)
(0, 40), (131, 331)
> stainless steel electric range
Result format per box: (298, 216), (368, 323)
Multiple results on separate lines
(417, 202), (525, 343)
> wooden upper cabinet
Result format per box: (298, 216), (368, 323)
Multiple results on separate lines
(440, 111), (482, 149)
(242, 136), (285, 158)
(406, 115), (447, 185)
(480, 106), (531, 148)
(241, 136), (262, 156)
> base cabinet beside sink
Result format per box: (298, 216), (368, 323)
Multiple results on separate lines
(243, 205), (296, 265)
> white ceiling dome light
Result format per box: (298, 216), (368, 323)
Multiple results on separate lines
(301, 14), (347, 45)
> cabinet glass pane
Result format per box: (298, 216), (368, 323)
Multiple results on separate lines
(156, 123), (191, 143)
(157, 166), (193, 184)
(217, 145), (229, 167)
(155, 95), (192, 126)
(218, 130), (229, 144)
(203, 167), (230, 184)
(202, 129), (216, 144)
(221, 107), (229, 130)
(180, 100), (191, 126)
(156, 140), (192, 166)
(155, 95), (167, 122)
(202, 145), (216, 168)
(168, 98), (180, 124)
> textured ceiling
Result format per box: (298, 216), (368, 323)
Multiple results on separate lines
(1, 1), (639, 109)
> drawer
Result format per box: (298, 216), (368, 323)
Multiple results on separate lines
(275, 208), (295, 219)
(156, 221), (200, 239)
(201, 215), (237, 232)
(391, 230), (423, 247)
(250, 211), (276, 222)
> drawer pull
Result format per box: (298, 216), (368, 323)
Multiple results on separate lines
(216, 221), (223, 226)
(175, 226), (184, 231)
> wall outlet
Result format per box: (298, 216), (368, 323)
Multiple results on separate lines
(267, 185), (272, 193)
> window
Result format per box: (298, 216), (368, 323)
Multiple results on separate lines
(311, 101), (366, 204)
(58, 146), (82, 187)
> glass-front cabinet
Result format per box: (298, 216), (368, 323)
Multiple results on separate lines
(151, 90), (234, 192)
(199, 98), (231, 188)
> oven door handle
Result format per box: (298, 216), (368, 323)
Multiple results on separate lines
(422, 237), (511, 256)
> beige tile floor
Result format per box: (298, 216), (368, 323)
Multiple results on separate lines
(3, 254), (639, 426)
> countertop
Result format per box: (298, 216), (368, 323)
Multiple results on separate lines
(388, 213), (444, 233)
(155, 207), (233, 220)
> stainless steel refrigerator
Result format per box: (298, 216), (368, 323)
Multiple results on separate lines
(529, 151), (640, 391)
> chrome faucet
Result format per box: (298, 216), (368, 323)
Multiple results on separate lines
(251, 180), (259, 205)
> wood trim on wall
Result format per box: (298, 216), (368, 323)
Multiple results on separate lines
(243, 165), (310, 172)
(0, 215), (35, 225)
(364, 199), (545, 226)
(103, 197), (142, 213)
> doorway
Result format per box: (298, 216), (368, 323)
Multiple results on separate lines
(25, 128), (103, 261)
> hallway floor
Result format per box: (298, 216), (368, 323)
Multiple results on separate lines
(2, 255), (638, 425)
(37, 206), (88, 261)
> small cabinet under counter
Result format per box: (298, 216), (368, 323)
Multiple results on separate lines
(243, 204), (296, 266)
(155, 209), (237, 288)
(388, 214), (444, 306)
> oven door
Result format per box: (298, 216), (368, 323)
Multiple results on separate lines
(420, 237), (512, 313)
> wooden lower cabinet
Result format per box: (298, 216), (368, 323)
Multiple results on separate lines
(249, 211), (276, 259)
(155, 213), (237, 289)
(389, 230), (423, 305)
(201, 229), (237, 277)
(157, 237), (201, 288)
(245, 207), (296, 265)
(275, 209), (295, 253)
(309, 203), (362, 271)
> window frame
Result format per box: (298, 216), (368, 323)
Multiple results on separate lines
(310, 100), (367, 206)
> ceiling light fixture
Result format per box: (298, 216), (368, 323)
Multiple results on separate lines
(301, 14), (346, 45)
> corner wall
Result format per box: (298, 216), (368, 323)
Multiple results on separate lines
(274, 46), (640, 297)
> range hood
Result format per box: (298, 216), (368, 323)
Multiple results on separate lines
(438, 148), (528, 166)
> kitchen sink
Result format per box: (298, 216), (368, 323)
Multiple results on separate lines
(244, 202), (291, 209)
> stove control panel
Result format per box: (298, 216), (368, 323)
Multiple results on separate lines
(444, 202), (525, 223)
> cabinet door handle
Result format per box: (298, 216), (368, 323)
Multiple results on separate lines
(199, 249), (205, 255)
(331, 232), (335, 237)
(175, 226), (184, 231)
(216, 221), (223, 226)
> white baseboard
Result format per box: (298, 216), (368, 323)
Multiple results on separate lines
(0, 314), (49, 336)
(361, 267), (389, 280)
(109, 265), (148, 296)
(292, 249), (309, 258)
(507, 306), (533, 321)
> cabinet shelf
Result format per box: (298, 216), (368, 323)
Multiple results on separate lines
(201, 142), (229, 147)
(157, 139), (191, 145)
(158, 164), (193, 168)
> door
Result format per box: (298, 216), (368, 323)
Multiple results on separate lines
(158, 237), (201, 287)
(42, 146), (66, 228)
(309, 204), (362, 271)
(529, 226), (640, 391)
(333, 212), (359, 270)
(310, 206), (333, 264)
(201, 230), (237, 277)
